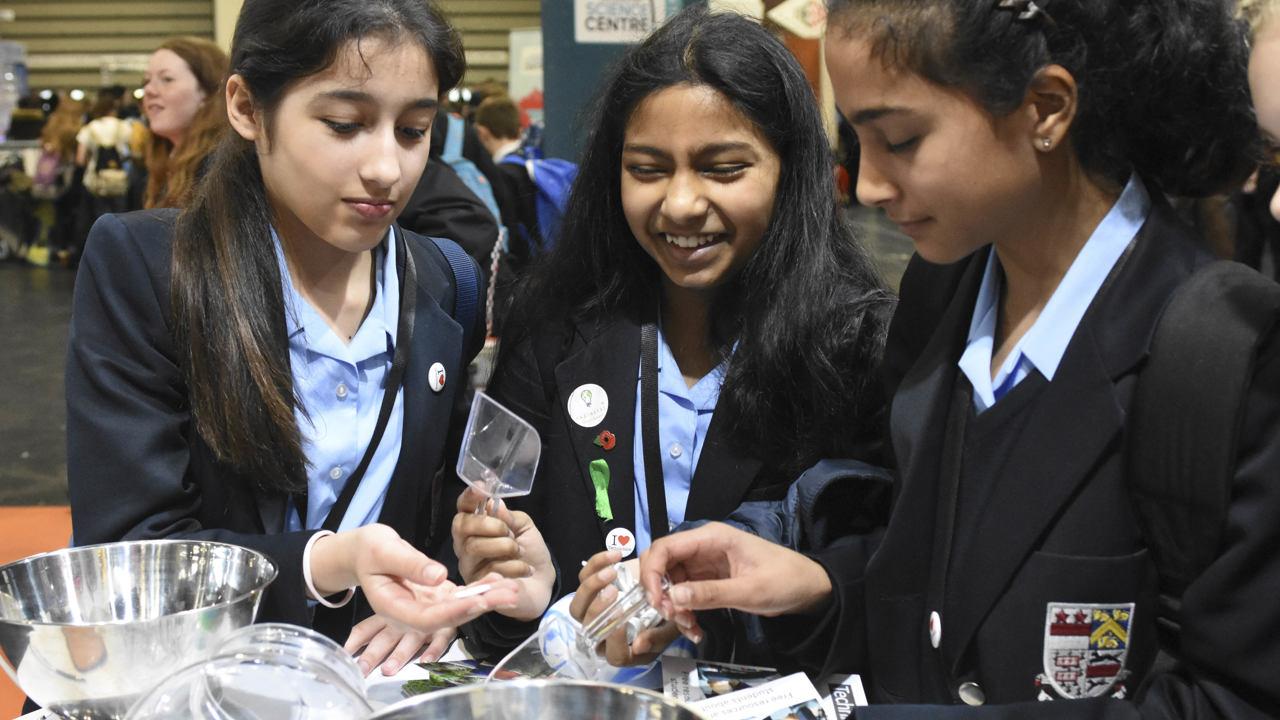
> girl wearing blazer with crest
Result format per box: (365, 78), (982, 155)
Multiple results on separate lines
(64, 0), (519, 682)
(452, 7), (894, 661)
(637, 0), (1280, 717)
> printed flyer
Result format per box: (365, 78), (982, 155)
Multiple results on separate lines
(662, 657), (867, 720)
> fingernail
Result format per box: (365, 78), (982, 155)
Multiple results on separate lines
(357, 659), (372, 676)
(382, 660), (401, 676)
(672, 586), (691, 605)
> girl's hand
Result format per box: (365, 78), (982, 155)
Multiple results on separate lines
(345, 617), (455, 677)
(569, 551), (681, 667)
(638, 522), (833, 644)
(310, 524), (520, 635)
(453, 487), (555, 621)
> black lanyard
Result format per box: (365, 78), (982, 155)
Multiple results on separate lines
(295, 228), (418, 532)
(640, 321), (670, 541)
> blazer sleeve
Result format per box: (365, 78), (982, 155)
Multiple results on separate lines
(65, 212), (315, 627)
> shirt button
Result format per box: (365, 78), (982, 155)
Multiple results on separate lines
(669, 443), (683, 458)
(958, 681), (985, 706)
(329, 466), (343, 480)
(335, 383), (348, 399)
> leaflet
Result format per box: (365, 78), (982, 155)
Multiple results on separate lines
(662, 656), (866, 720)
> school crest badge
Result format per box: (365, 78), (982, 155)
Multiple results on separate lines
(1036, 602), (1133, 700)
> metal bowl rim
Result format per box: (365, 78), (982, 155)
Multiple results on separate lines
(371, 678), (708, 719)
(0, 538), (278, 628)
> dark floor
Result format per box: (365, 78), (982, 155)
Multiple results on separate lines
(0, 261), (75, 505)
(0, 206), (913, 508)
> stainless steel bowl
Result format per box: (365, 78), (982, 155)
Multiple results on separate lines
(369, 679), (708, 720)
(0, 539), (277, 720)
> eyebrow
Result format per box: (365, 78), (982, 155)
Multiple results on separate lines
(622, 141), (758, 158)
(315, 89), (438, 110)
(846, 106), (910, 125)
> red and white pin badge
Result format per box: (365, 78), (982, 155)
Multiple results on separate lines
(606, 527), (636, 558)
(428, 362), (447, 393)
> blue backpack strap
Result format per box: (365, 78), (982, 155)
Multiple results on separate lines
(442, 113), (464, 162)
(429, 235), (481, 346)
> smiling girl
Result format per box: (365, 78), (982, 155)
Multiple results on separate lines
(451, 6), (894, 662)
(65, 0), (518, 680)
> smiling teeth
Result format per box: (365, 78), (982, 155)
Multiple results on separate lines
(665, 234), (715, 249)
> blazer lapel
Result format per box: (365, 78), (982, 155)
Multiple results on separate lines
(553, 319), (642, 541)
(685, 408), (762, 521)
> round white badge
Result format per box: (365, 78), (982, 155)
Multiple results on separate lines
(428, 362), (447, 393)
(606, 527), (636, 558)
(567, 383), (608, 427)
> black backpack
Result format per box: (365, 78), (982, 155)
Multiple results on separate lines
(1127, 260), (1280, 652)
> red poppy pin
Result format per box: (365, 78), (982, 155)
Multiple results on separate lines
(594, 430), (616, 451)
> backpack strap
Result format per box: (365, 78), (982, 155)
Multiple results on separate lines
(1128, 260), (1280, 644)
(442, 114), (464, 163)
(428, 234), (481, 348)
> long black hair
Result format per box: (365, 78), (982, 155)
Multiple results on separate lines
(827, 0), (1260, 198)
(170, 0), (465, 492)
(508, 6), (894, 476)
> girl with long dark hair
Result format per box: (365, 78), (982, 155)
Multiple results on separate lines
(65, 0), (518, 679)
(453, 6), (894, 662)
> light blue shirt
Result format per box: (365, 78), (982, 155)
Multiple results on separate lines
(631, 328), (727, 551)
(277, 229), (405, 533)
(959, 175), (1150, 412)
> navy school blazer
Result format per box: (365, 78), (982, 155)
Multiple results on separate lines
(66, 209), (484, 635)
(762, 198), (1280, 718)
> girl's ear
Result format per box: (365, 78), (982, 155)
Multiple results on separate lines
(225, 74), (261, 142)
(1025, 64), (1077, 152)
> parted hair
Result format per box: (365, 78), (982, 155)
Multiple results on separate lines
(828, 0), (1260, 198)
(170, 0), (465, 492)
(505, 5), (894, 476)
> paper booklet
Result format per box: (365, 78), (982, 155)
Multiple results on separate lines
(662, 657), (867, 720)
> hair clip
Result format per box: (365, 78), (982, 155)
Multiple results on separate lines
(997, 0), (1043, 21)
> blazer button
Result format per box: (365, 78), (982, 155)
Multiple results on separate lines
(958, 681), (985, 706)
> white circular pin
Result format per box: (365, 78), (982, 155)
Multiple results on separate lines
(606, 527), (636, 558)
(567, 383), (608, 428)
(428, 362), (447, 393)
(929, 610), (942, 649)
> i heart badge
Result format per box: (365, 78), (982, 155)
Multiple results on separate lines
(606, 527), (636, 557)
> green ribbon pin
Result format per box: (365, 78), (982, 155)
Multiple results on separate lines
(589, 459), (613, 522)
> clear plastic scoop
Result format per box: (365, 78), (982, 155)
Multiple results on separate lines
(485, 571), (672, 682)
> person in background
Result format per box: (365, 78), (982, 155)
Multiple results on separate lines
(139, 36), (228, 208)
(64, 0), (519, 689)
(471, 94), (540, 331)
(1245, 0), (1280, 224)
(452, 6), (894, 665)
(73, 86), (132, 260)
(639, 0), (1280, 717)
(33, 94), (84, 264)
(473, 94), (523, 163)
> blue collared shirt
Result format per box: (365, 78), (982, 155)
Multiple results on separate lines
(959, 175), (1151, 412)
(277, 229), (405, 533)
(631, 328), (727, 551)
